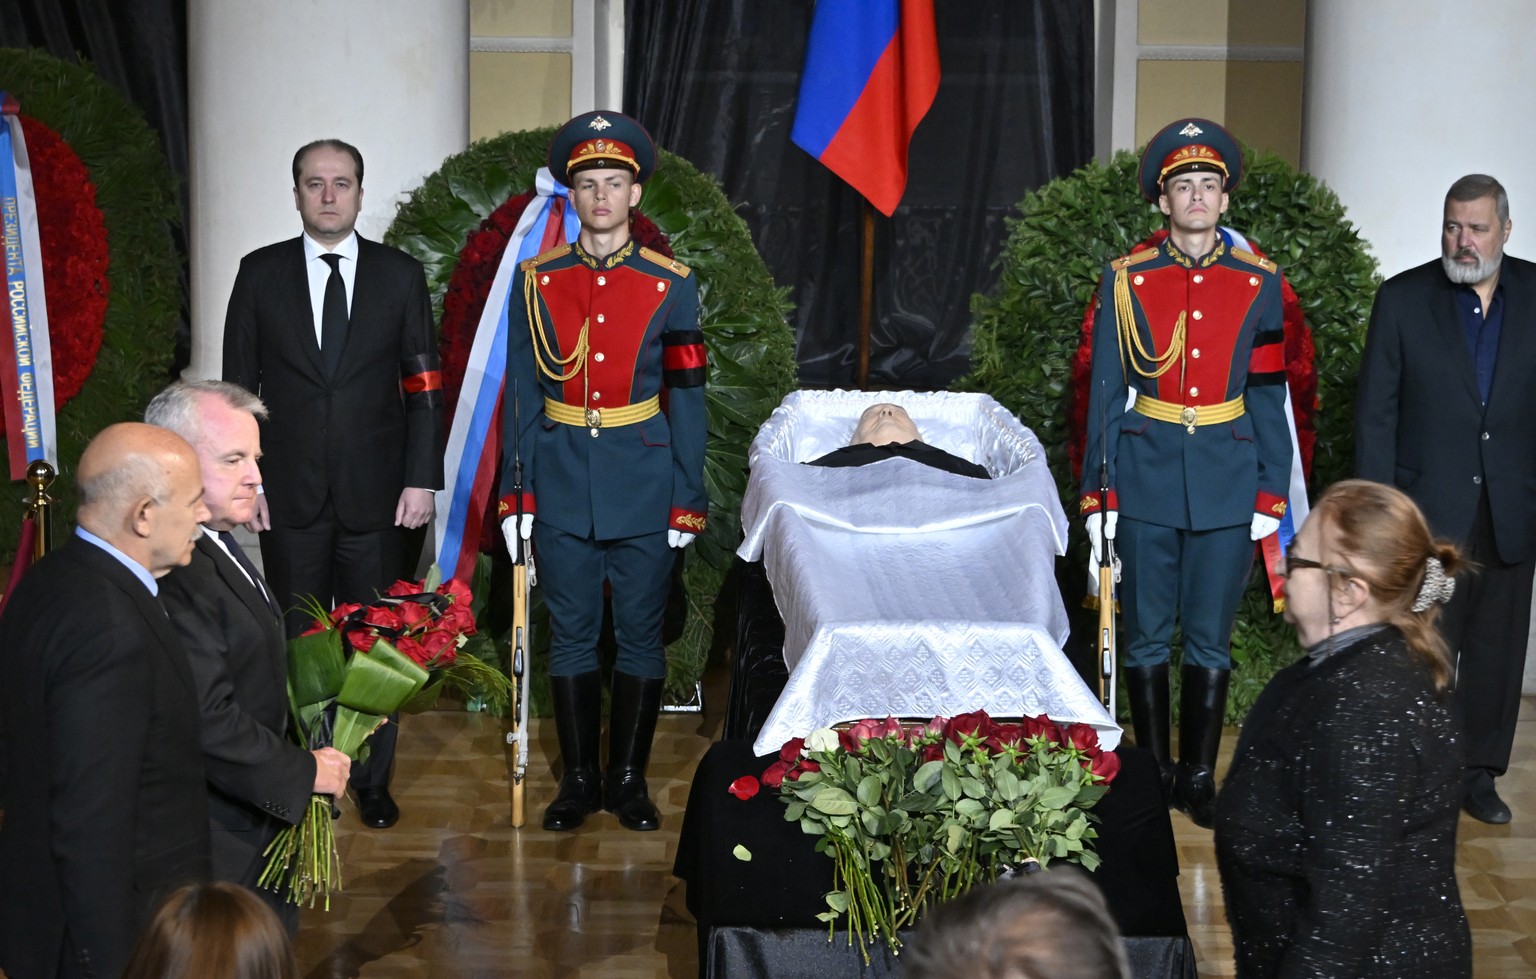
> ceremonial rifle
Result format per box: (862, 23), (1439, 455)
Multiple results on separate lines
(504, 383), (532, 828)
(1097, 382), (1116, 708)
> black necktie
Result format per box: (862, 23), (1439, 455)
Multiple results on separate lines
(217, 530), (277, 616)
(319, 252), (348, 378)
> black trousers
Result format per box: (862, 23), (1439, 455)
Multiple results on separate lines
(1439, 490), (1534, 777)
(260, 497), (404, 791)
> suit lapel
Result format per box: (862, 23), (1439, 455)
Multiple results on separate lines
(197, 535), (288, 692)
(69, 537), (200, 705)
(1427, 274), (1483, 404)
(284, 238), (327, 378)
(1486, 259), (1536, 411)
(343, 236), (382, 375)
(199, 534), (277, 626)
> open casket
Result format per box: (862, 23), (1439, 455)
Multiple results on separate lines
(736, 390), (1119, 756)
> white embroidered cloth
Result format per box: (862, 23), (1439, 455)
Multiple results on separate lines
(738, 390), (1120, 755)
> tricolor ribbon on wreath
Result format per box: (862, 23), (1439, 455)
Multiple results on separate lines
(432, 167), (579, 582)
(0, 92), (58, 480)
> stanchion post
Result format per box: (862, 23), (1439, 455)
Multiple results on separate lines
(25, 460), (56, 560)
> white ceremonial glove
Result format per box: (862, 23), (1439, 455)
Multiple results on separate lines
(1250, 513), (1281, 541)
(1086, 510), (1118, 566)
(668, 529), (697, 549)
(501, 514), (535, 558)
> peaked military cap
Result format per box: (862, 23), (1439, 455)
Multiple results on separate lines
(1138, 118), (1242, 202)
(548, 110), (656, 184)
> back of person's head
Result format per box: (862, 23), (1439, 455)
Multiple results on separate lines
(122, 882), (297, 979)
(904, 867), (1129, 979)
(1310, 479), (1462, 692)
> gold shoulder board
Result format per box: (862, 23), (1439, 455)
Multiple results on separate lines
(1110, 249), (1159, 271)
(639, 246), (692, 278)
(519, 243), (572, 272)
(1231, 248), (1278, 273)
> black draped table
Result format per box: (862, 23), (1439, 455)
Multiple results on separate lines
(674, 739), (1196, 979)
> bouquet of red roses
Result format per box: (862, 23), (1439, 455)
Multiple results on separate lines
(753, 710), (1118, 960)
(260, 565), (510, 907)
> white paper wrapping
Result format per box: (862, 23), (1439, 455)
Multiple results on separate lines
(738, 390), (1121, 755)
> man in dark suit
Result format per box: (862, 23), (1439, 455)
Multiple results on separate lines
(1081, 119), (1292, 828)
(0, 423), (212, 979)
(149, 380), (352, 930)
(1356, 173), (1536, 825)
(222, 138), (444, 829)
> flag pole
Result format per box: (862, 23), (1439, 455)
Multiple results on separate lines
(858, 201), (874, 390)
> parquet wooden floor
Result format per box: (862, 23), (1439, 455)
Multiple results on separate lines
(294, 679), (1536, 978)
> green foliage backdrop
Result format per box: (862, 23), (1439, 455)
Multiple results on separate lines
(386, 130), (797, 704)
(961, 148), (1381, 721)
(0, 48), (182, 562)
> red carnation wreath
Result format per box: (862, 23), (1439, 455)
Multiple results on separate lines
(437, 193), (672, 551)
(17, 115), (109, 408)
(1067, 229), (1317, 485)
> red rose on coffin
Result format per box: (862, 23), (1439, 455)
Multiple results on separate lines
(1085, 748), (1121, 783)
(988, 722), (1028, 752)
(1021, 714), (1063, 745)
(761, 760), (791, 789)
(947, 710), (1000, 746)
(779, 737), (806, 763)
(1061, 722), (1100, 753)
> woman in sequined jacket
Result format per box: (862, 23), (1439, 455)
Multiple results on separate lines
(1214, 480), (1470, 978)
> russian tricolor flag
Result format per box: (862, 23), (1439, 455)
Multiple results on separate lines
(791, 0), (940, 217)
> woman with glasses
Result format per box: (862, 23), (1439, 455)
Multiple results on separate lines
(1214, 479), (1470, 978)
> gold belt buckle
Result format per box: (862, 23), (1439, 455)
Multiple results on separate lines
(1179, 406), (1197, 434)
(586, 407), (601, 437)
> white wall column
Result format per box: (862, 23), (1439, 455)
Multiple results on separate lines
(188, 0), (470, 378)
(1303, 0), (1536, 279)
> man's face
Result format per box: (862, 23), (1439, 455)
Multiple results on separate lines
(1441, 195), (1510, 286)
(192, 396), (262, 533)
(851, 403), (921, 446)
(146, 449), (211, 577)
(1159, 173), (1229, 236)
(569, 167), (641, 236)
(293, 146), (364, 246)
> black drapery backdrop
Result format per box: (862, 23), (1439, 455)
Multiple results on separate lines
(0, 0), (190, 370)
(626, 1), (1094, 390)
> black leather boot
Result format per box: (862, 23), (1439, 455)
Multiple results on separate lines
(543, 671), (603, 831)
(1125, 664), (1174, 804)
(1174, 665), (1230, 829)
(605, 671), (664, 831)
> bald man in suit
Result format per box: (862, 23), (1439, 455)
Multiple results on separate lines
(0, 424), (212, 979)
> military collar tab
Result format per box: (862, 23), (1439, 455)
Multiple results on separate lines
(1163, 236), (1226, 269)
(573, 238), (637, 270)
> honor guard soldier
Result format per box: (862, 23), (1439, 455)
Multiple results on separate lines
(499, 111), (707, 832)
(1081, 118), (1292, 827)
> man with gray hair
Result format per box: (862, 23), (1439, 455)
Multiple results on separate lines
(1357, 173), (1536, 824)
(0, 422), (212, 979)
(903, 868), (1130, 979)
(149, 379), (351, 931)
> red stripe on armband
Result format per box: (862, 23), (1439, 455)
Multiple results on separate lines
(1255, 491), (1287, 518)
(663, 344), (707, 372)
(497, 493), (537, 518)
(1079, 490), (1117, 516)
(403, 370), (443, 394)
(1248, 343), (1284, 375)
(670, 508), (707, 533)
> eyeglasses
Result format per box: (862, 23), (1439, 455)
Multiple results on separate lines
(1278, 553), (1353, 579)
